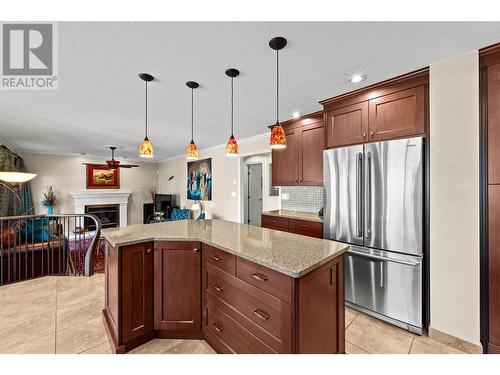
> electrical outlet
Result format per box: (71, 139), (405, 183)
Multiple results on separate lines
(281, 193), (289, 200)
(231, 192), (236, 198)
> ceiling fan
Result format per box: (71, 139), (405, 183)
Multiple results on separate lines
(82, 146), (139, 170)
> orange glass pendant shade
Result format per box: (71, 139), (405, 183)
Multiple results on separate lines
(225, 135), (239, 157)
(270, 123), (286, 149)
(186, 140), (199, 160)
(139, 137), (154, 158)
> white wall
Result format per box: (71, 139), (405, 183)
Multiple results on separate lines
(157, 134), (271, 222)
(22, 152), (158, 225)
(430, 51), (480, 345)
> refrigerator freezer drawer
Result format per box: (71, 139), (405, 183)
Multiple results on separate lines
(345, 246), (422, 330)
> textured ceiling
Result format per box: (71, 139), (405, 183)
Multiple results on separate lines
(1, 21), (499, 161)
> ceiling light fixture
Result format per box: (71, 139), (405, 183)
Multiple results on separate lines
(225, 68), (240, 157)
(186, 81), (200, 160)
(349, 74), (366, 83)
(292, 112), (300, 119)
(138, 73), (154, 158)
(269, 36), (287, 150)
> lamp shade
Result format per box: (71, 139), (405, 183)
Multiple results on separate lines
(186, 141), (199, 160)
(139, 137), (154, 158)
(269, 123), (286, 149)
(225, 135), (239, 157)
(0, 172), (37, 183)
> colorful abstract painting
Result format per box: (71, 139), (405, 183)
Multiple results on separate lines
(187, 158), (212, 201)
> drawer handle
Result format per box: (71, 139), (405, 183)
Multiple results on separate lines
(212, 322), (223, 332)
(212, 284), (223, 292)
(252, 272), (268, 281)
(299, 224), (309, 228)
(253, 308), (270, 321)
(211, 255), (221, 261)
(272, 220), (278, 223)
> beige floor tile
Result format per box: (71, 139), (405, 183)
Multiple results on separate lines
(131, 339), (216, 354)
(56, 283), (104, 309)
(3, 334), (55, 354)
(56, 275), (102, 293)
(346, 313), (414, 354)
(0, 296), (56, 326)
(0, 311), (55, 352)
(345, 307), (358, 328)
(410, 335), (465, 354)
(346, 340), (369, 354)
(56, 317), (108, 354)
(57, 295), (104, 331)
(80, 340), (113, 354)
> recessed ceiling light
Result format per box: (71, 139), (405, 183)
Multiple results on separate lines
(350, 74), (366, 83)
(292, 112), (300, 119)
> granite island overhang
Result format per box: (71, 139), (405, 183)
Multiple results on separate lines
(101, 219), (349, 354)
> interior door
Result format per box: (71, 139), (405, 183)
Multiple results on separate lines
(364, 137), (423, 255)
(247, 164), (263, 226)
(323, 145), (364, 245)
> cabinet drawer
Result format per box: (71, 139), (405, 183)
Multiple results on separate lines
(289, 219), (323, 238)
(236, 257), (292, 303)
(203, 244), (235, 275)
(206, 297), (275, 354)
(261, 215), (289, 231)
(207, 270), (281, 338)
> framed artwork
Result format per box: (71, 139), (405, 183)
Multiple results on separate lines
(86, 165), (120, 189)
(187, 158), (212, 200)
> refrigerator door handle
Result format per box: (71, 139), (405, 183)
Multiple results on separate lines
(348, 249), (421, 267)
(365, 151), (372, 239)
(356, 152), (363, 237)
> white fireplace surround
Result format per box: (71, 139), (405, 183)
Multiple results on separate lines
(70, 190), (131, 227)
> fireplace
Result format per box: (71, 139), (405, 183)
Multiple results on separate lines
(85, 204), (120, 230)
(70, 191), (131, 227)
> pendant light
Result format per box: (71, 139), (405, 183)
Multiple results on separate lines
(138, 73), (154, 158)
(269, 36), (287, 149)
(186, 81), (200, 160)
(225, 68), (240, 157)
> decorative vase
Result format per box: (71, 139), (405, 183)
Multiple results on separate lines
(47, 205), (53, 214)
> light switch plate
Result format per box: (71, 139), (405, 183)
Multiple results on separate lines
(231, 192), (236, 198)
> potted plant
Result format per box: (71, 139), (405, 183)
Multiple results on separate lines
(42, 185), (57, 214)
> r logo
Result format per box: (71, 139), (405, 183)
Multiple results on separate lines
(2, 23), (53, 76)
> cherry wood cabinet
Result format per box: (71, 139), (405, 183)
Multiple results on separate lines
(272, 112), (324, 186)
(321, 69), (429, 148)
(261, 214), (323, 238)
(121, 242), (154, 344)
(325, 101), (368, 148)
(272, 128), (299, 185)
(153, 241), (201, 337)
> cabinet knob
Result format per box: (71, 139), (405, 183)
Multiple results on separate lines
(370, 131), (374, 136)
(363, 133), (367, 138)
(146, 248), (152, 254)
(193, 248), (199, 253)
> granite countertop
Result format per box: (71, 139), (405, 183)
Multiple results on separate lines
(262, 209), (323, 223)
(102, 219), (347, 278)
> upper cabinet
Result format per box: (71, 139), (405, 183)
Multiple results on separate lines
(272, 113), (324, 186)
(321, 69), (429, 148)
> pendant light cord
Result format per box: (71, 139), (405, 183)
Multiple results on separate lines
(191, 88), (194, 142)
(276, 49), (279, 125)
(231, 76), (234, 137)
(145, 81), (148, 139)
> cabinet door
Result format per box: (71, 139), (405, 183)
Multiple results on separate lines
(154, 241), (201, 333)
(299, 122), (324, 185)
(122, 242), (154, 343)
(272, 129), (298, 186)
(488, 63), (500, 184)
(368, 85), (426, 141)
(325, 102), (368, 148)
(489, 185), (500, 351)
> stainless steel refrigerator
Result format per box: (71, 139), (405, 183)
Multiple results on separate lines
(323, 136), (423, 334)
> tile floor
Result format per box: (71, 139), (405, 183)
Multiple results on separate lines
(0, 275), (465, 354)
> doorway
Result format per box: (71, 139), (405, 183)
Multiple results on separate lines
(246, 163), (263, 226)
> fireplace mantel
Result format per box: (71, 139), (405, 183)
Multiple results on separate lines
(70, 190), (131, 227)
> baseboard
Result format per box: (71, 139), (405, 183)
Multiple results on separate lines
(429, 328), (483, 354)
(157, 330), (203, 340)
(102, 309), (125, 354)
(488, 342), (500, 354)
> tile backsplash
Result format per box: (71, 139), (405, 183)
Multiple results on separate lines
(281, 186), (324, 213)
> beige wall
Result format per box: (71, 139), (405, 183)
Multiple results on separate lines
(429, 51), (480, 345)
(22, 152), (158, 225)
(158, 134), (271, 222)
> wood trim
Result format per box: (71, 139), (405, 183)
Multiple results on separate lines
(157, 330), (203, 339)
(488, 342), (500, 354)
(102, 309), (125, 354)
(320, 68), (429, 111)
(428, 328), (483, 354)
(480, 42), (500, 68)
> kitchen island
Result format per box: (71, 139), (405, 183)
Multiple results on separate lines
(101, 219), (348, 354)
